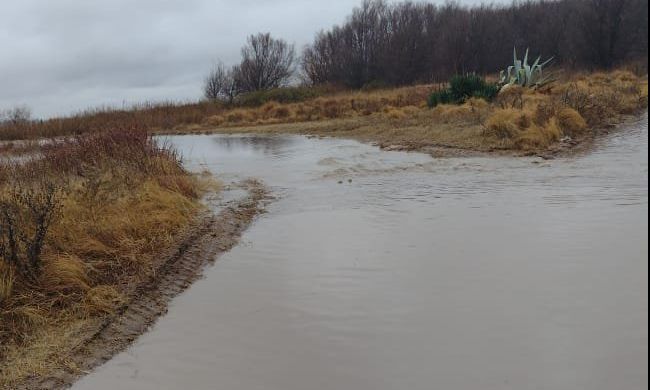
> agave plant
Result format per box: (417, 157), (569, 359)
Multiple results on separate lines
(499, 48), (555, 89)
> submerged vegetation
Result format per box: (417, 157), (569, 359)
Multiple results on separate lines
(0, 129), (205, 386)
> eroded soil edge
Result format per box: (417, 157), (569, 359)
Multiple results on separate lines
(22, 180), (270, 390)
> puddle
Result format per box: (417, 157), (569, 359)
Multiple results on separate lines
(75, 114), (648, 390)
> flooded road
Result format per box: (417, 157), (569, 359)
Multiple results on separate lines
(76, 114), (648, 390)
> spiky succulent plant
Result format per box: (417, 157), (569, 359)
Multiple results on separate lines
(499, 48), (555, 89)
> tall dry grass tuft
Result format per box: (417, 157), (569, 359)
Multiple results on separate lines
(479, 70), (647, 150)
(0, 261), (14, 304)
(0, 127), (204, 386)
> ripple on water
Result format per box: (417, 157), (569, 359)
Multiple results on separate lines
(76, 114), (649, 390)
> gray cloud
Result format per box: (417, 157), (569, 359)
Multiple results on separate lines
(1, 0), (490, 118)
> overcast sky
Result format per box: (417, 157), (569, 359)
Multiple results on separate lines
(1, 0), (490, 119)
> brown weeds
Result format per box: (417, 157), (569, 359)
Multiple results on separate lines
(0, 127), (203, 386)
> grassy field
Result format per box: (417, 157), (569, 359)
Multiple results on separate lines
(0, 128), (212, 387)
(2, 70), (647, 155)
(166, 70), (648, 154)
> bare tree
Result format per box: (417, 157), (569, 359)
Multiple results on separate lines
(301, 0), (647, 87)
(580, 0), (629, 68)
(236, 33), (296, 92)
(204, 62), (240, 103)
(301, 33), (335, 85)
(0, 105), (31, 126)
(1, 181), (60, 283)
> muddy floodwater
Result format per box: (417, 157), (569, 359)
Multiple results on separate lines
(76, 114), (648, 390)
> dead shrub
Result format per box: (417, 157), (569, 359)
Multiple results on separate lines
(383, 106), (406, 120)
(225, 110), (249, 123)
(515, 118), (563, 150)
(533, 102), (559, 126)
(496, 85), (525, 109)
(483, 108), (533, 139)
(272, 106), (291, 119)
(1, 182), (61, 283)
(559, 82), (592, 114)
(0, 261), (14, 304)
(556, 108), (588, 136)
(83, 285), (126, 316)
(322, 99), (344, 118)
(40, 254), (90, 294)
(431, 104), (472, 123)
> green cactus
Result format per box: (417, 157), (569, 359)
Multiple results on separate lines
(499, 48), (555, 89)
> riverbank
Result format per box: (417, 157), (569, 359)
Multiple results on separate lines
(0, 130), (269, 388)
(160, 71), (648, 158)
(9, 180), (268, 390)
(1, 70), (647, 159)
(0, 69), (647, 388)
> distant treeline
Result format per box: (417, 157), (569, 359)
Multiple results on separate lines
(302, 0), (649, 88)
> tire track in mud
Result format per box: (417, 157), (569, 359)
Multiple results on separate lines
(23, 180), (270, 390)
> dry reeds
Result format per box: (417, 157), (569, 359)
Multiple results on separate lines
(0, 127), (203, 386)
(479, 70), (647, 150)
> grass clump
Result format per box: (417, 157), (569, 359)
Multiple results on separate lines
(555, 107), (587, 136)
(0, 127), (205, 386)
(194, 69), (645, 154)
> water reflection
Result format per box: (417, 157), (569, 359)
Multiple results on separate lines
(209, 134), (295, 155)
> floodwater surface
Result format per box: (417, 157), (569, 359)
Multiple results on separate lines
(76, 114), (648, 390)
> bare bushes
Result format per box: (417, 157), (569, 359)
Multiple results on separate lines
(0, 127), (202, 363)
(480, 70), (647, 150)
(0, 182), (60, 283)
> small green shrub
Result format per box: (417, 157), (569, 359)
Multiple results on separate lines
(428, 74), (498, 108)
(471, 84), (499, 101)
(450, 74), (486, 100)
(427, 88), (454, 107)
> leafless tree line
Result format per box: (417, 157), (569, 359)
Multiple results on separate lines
(302, 0), (648, 88)
(205, 0), (647, 99)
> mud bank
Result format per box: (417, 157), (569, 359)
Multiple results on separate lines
(15, 181), (269, 390)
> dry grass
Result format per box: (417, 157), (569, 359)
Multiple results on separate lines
(0, 85), (432, 142)
(0, 101), (230, 141)
(0, 68), (645, 386)
(479, 70), (648, 150)
(0, 128), (205, 387)
(2, 70), (644, 155)
(165, 69), (646, 153)
(202, 85), (432, 128)
(178, 69), (645, 154)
